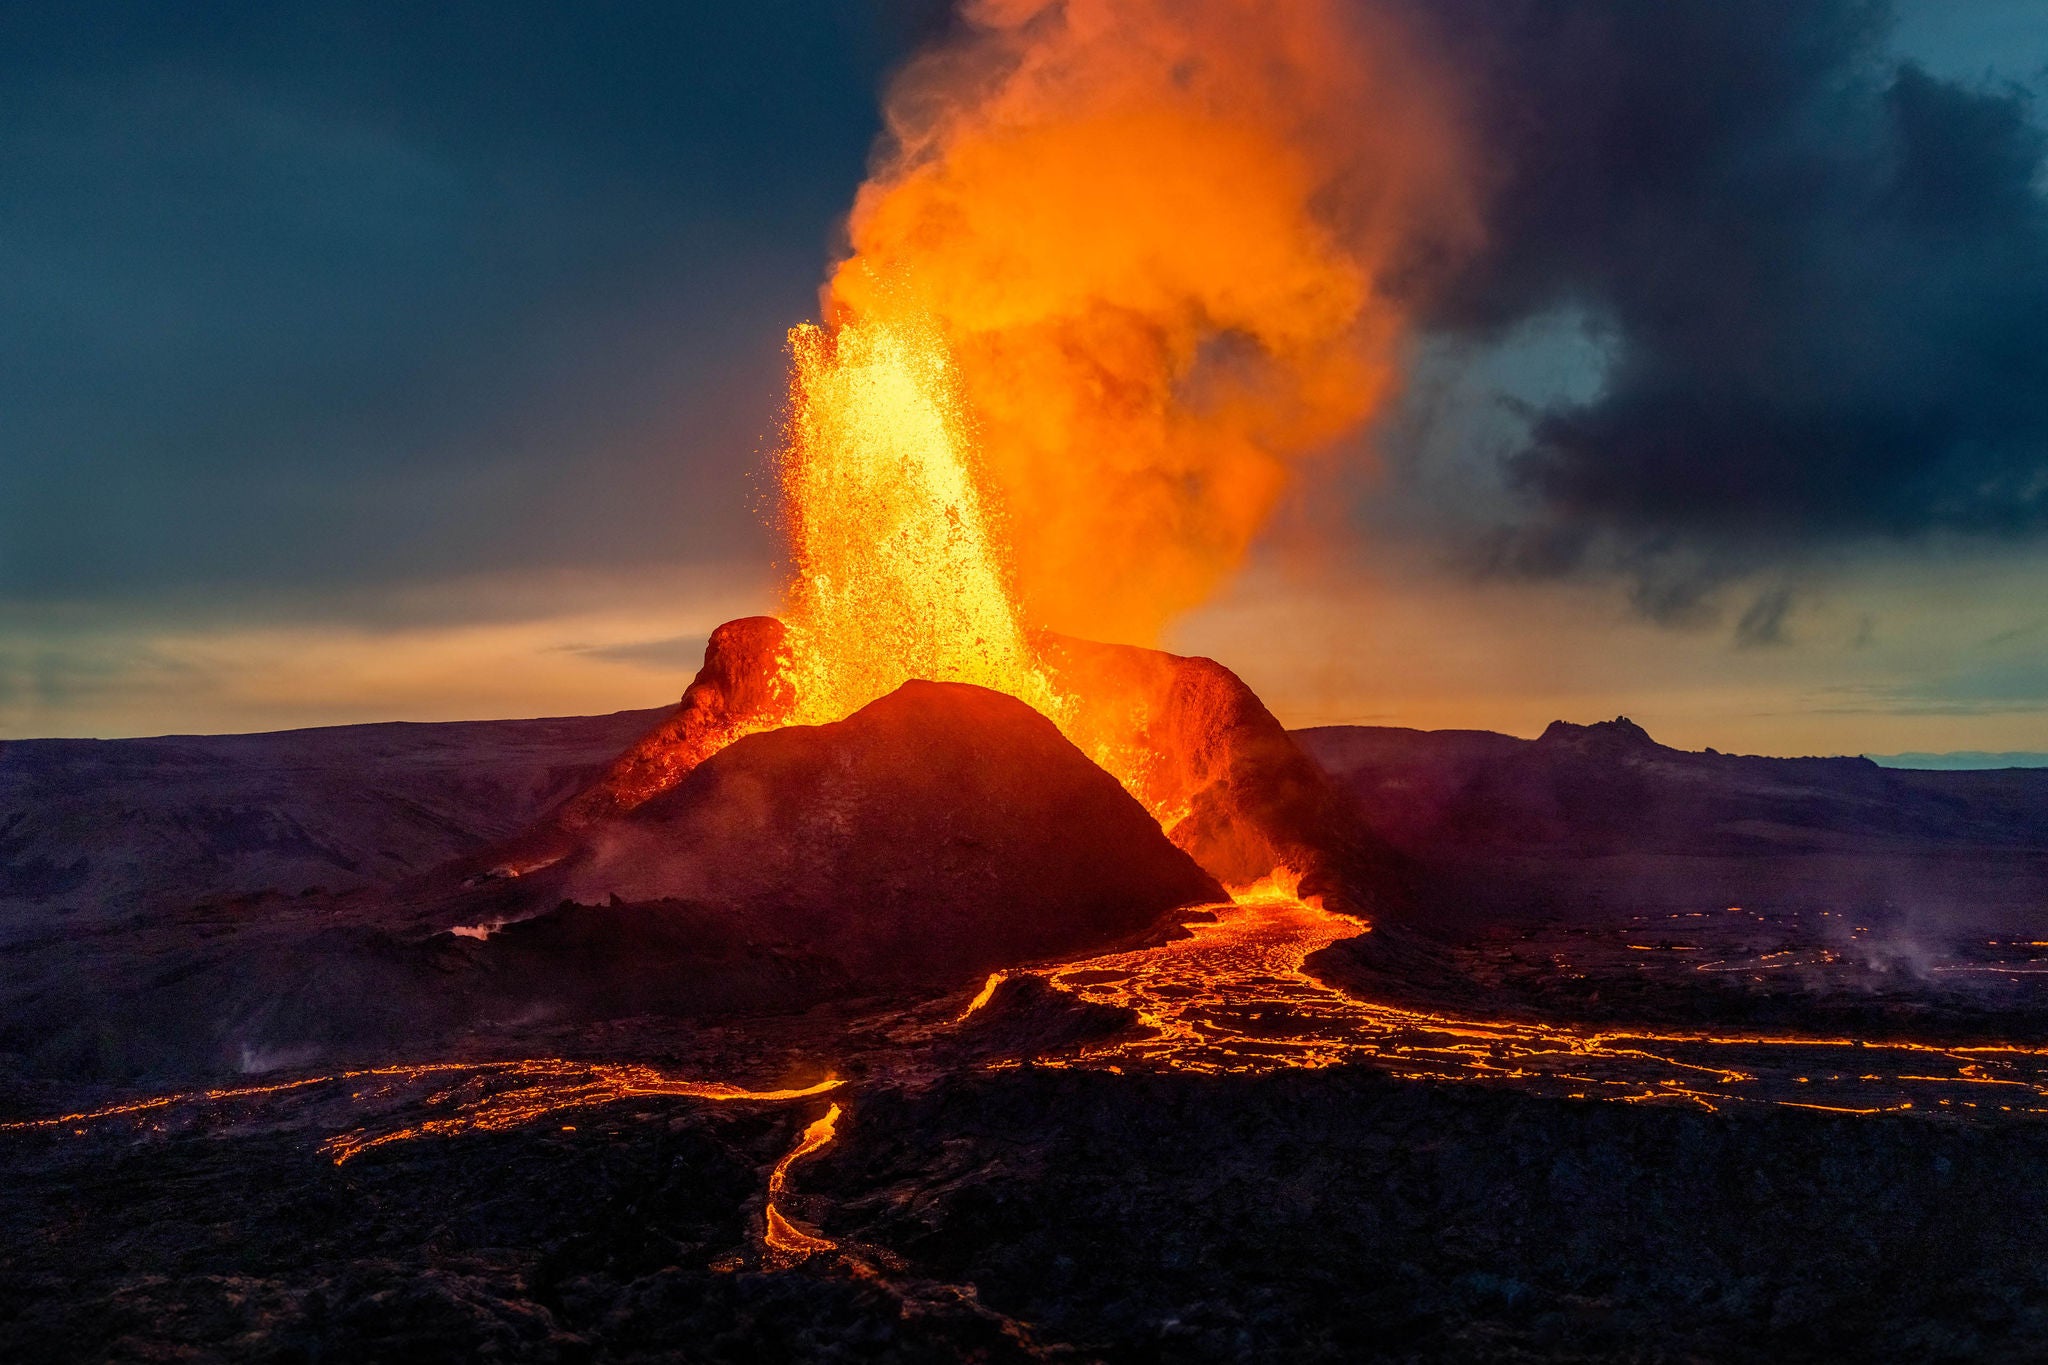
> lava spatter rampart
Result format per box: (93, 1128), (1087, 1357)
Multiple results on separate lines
(1021, 888), (2048, 1117)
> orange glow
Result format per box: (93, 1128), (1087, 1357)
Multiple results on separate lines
(0, 1071), (372, 1133)
(322, 1068), (842, 1166)
(1226, 867), (1324, 912)
(818, 0), (1473, 644)
(776, 315), (1065, 728)
(763, 1103), (843, 1260)
(954, 969), (1012, 1023)
(0, 1060), (844, 1166)
(768, 0), (1471, 748)
(759, 0), (1472, 850)
(770, 319), (1222, 833)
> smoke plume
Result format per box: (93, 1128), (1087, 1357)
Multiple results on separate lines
(822, 0), (1474, 643)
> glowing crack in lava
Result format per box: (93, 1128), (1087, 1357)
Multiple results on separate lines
(763, 1102), (843, 1261)
(1003, 885), (2048, 1117)
(0, 1061), (843, 1165)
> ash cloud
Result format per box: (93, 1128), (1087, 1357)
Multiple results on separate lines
(1390, 0), (2048, 600)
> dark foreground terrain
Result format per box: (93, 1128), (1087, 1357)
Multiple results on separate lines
(9, 1036), (2048, 1363)
(5, 705), (2048, 1361)
(1300, 717), (2048, 1049)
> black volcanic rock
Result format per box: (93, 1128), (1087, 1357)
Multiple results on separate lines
(1294, 718), (2048, 1002)
(1295, 718), (2047, 861)
(938, 973), (1143, 1061)
(22, 1061), (2048, 1362)
(1533, 715), (1659, 756)
(554, 680), (1225, 985)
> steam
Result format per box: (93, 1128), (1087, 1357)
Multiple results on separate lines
(822, 0), (1474, 643)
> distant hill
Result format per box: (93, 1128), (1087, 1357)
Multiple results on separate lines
(1295, 717), (2048, 855)
(1294, 718), (2048, 929)
(1866, 752), (2048, 770)
(0, 709), (665, 932)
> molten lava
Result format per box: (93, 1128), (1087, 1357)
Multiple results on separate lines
(759, 311), (1389, 904)
(822, 0), (1473, 644)
(741, 0), (1471, 865)
(0, 1061), (845, 1164)
(1018, 888), (2048, 1117)
(508, 7), (1474, 910)
(763, 1102), (842, 1260)
(776, 314), (1063, 728)
(769, 310), (1338, 884)
(557, 615), (795, 831)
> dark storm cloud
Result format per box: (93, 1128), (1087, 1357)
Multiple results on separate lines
(0, 1), (945, 612)
(1396, 0), (2048, 585)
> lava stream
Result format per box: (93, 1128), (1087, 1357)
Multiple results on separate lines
(1, 1060), (844, 1164)
(763, 1102), (843, 1261)
(1024, 892), (2048, 1117)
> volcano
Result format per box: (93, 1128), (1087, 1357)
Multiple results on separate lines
(0, 624), (1377, 1077)
(13, 636), (2048, 1364)
(489, 677), (1225, 988)
(489, 615), (1390, 913)
(380, 623), (1376, 1028)
(188, 675), (1227, 1056)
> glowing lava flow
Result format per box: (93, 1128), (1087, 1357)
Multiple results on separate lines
(1021, 888), (2048, 1116)
(953, 970), (1011, 1024)
(2, 1060), (843, 1164)
(322, 1067), (843, 1165)
(763, 1103), (843, 1261)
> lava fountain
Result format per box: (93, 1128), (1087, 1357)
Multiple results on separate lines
(557, 1), (1474, 881)
(761, 0), (1474, 755)
(775, 313), (1064, 728)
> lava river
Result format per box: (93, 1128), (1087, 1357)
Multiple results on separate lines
(1003, 888), (2048, 1118)
(18, 889), (2048, 1236)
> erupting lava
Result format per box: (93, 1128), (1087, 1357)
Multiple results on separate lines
(550, 2), (1475, 888)
(767, 309), (1347, 866)
(747, 0), (1471, 828)
(776, 314), (1063, 728)
(818, 0), (1471, 645)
